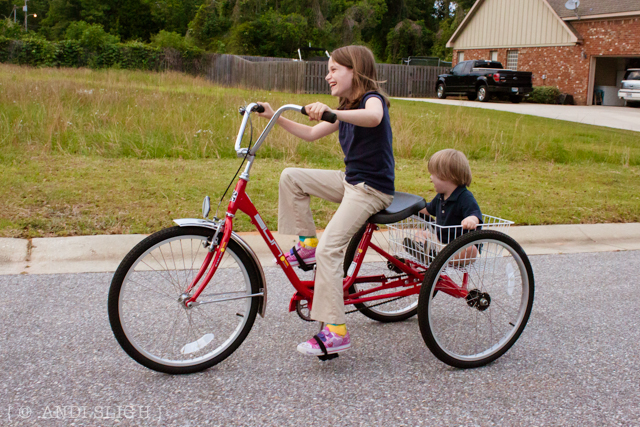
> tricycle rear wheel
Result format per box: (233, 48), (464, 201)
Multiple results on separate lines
(418, 230), (534, 368)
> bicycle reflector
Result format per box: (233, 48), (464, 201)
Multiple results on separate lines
(202, 196), (210, 219)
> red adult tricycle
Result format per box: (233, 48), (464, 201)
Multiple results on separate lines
(108, 103), (534, 374)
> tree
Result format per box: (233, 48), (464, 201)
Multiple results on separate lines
(150, 0), (202, 34)
(385, 18), (432, 63)
(228, 10), (308, 57)
(331, 0), (387, 46)
(1, 0), (478, 62)
(189, 1), (232, 49)
(430, 5), (464, 61)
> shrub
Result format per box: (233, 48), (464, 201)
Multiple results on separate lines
(65, 21), (120, 51)
(119, 41), (163, 70)
(151, 30), (191, 51)
(528, 86), (561, 104)
(0, 18), (23, 39)
(55, 40), (85, 67)
(0, 36), (10, 62)
(13, 37), (58, 67)
(0, 32), (203, 72)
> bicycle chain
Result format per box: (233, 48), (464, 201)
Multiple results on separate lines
(345, 295), (408, 314)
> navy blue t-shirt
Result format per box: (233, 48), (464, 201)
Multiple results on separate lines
(338, 92), (395, 195)
(422, 185), (482, 243)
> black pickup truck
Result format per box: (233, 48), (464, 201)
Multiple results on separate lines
(436, 60), (533, 103)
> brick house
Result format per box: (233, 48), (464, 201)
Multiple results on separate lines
(447, 0), (640, 105)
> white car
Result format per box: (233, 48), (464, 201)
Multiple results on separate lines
(618, 69), (640, 107)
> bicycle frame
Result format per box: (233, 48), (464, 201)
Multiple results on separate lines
(181, 104), (471, 310)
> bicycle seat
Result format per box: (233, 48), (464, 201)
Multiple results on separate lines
(369, 192), (427, 224)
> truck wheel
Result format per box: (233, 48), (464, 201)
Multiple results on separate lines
(477, 85), (491, 102)
(509, 95), (523, 103)
(437, 84), (447, 99)
(467, 92), (477, 101)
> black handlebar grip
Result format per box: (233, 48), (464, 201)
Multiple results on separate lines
(300, 106), (337, 124)
(253, 104), (265, 113)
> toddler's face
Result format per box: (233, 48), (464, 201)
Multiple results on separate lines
(430, 174), (457, 195)
(326, 58), (353, 98)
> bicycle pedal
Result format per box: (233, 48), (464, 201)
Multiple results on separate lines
(297, 262), (316, 272)
(317, 353), (339, 361)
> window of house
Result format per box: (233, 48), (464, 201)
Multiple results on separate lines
(507, 50), (518, 70)
(457, 51), (464, 63)
(490, 51), (498, 61)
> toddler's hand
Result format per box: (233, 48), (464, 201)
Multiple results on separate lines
(256, 102), (275, 119)
(304, 102), (333, 121)
(461, 215), (480, 230)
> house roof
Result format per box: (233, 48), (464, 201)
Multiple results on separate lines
(547, 0), (640, 19)
(447, 0), (579, 48)
(447, 0), (639, 48)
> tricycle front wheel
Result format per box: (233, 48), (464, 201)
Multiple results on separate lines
(108, 226), (261, 374)
(418, 230), (534, 368)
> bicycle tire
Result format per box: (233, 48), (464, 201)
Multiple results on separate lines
(418, 230), (534, 369)
(108, 226), (261, 374)
(343, 224), (420, 322)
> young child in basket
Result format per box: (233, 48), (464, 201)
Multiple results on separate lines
(256, 45), (394, 358)
(407, 149), (483, 264)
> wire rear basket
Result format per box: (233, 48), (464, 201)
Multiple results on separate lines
(387, 215), (514, 267)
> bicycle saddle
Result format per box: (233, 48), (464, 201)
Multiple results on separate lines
(369, 192), (427, 224)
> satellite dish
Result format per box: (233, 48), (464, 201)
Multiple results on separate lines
(565, 0), (580, 10)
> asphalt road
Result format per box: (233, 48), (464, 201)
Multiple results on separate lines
(1, 251), (639, 427)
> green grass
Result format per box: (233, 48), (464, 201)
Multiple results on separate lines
(2, 64), (638, 165)
(2, 155), (639, 238)
(1, 64), (639, 238)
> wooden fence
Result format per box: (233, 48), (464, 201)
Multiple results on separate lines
(199, 54), (449, 98)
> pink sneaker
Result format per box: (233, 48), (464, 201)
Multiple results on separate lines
(297, 326), (351, 357)
(285, 242), (316, 268)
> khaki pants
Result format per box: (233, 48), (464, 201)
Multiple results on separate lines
(278, 168), (393, 324)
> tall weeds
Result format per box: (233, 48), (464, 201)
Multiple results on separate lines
(1, 64), (639, 166)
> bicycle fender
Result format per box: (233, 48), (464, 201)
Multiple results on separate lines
(173, 218), (267, 318)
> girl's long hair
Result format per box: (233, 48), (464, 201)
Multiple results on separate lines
(330, 45), (390, 110)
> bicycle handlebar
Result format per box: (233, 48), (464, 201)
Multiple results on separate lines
(300, 106), (337, 124)
(234, 103), (338, 157)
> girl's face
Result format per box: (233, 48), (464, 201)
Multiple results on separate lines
(430, 174), (457, 195)
(326, 57), (354, 98)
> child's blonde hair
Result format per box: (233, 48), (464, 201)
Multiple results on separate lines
(330, 45), (390, 110)
(428, 149), (472, 186)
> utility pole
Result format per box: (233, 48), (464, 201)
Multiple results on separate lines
(23, 0), (28, 31)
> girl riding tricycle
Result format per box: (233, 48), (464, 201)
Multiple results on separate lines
(108, 46), (534, 374)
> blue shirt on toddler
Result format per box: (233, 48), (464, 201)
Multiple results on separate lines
(421, 185), (482, 244)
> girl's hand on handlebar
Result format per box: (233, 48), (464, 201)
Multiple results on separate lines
(256, 102), (275, 119)
(304, 102), (334, 122)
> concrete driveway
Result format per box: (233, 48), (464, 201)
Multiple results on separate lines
(397, 98), (640, 133)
